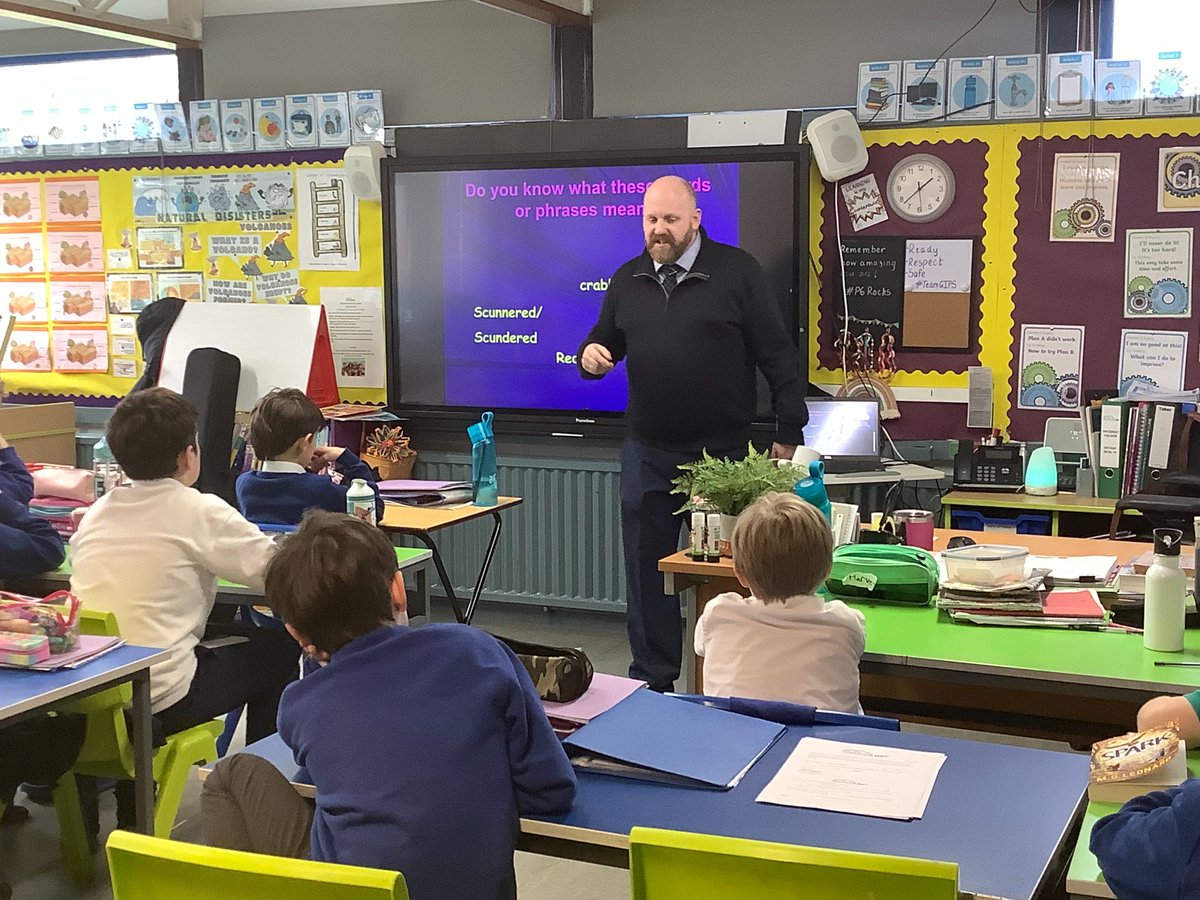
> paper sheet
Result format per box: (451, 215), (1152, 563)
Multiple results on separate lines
(756, 738), (946, 820)
(297, 167), (359, 271)
(1018, 324), (1085, 409)
(1118, 329), (1187, 396)
(1050, 152), (1119, 242)
(1124, 229), (1191, 317)
(321, 286), (385, 388)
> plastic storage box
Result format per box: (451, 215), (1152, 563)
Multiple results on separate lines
(949, 509), (1051, 535)
(943, 544), (1029, 586)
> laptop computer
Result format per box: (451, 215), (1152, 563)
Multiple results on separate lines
(804, 399), (884, 474)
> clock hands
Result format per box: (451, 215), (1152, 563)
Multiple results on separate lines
(902, 177), (934, 206)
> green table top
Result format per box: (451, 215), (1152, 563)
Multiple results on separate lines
(855, 602), (1200, 695)
(1065, 755), (1200, 898)
(44, 545), (431, 593)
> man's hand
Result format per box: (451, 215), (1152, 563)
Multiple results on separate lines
(770, 443), (797, 461)
(581, 343), (615, 376)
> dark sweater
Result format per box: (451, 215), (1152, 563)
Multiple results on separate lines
(0, 446), (65, 576)
(235, 449), (383, 525)
(579, 230), (807, 451)
(279, 624), (576, 900)
(1091, 779), (1200, 900)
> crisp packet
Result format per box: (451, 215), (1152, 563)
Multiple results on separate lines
(1090, 727), (1181, 784)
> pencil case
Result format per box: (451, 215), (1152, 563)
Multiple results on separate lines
(0, 590), (81, 653)
(825, 544), (939, 606)
(0, 632), (51, 666)
(490, 633), (594, 703)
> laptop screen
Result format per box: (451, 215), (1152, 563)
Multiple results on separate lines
(804, 400), (881, 464)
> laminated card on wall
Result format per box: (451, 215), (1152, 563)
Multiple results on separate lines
(1146, 51), (1194, 116)
(857, 61), (901, 124)
(189, 100), (224, 153)
(1095, 59), (1143, 118)
(155, 102), (191, 153)
(316, 93), (352, 148)
(947, 57), (994, 121)
(902, 59), (947, 123)
(286, 95), (319, 149)
(1046, 52), (1095, 118)
(130, 103), (160, 154)
(253, 98), (287, 152)
(350, 90), (385, 144)
(219, 100), (254, 154)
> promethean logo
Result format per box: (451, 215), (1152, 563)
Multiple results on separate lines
(843, 571), (878, 591)
(575, 417), (595, 424)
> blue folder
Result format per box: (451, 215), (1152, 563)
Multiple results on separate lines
(562, 689), (785, 790)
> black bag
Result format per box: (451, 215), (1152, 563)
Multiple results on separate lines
(491, 634), (594, 703)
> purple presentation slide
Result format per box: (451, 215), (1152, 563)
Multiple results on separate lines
(438, 163), (741, 412)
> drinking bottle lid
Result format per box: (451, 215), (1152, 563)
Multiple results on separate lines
(1154, 527), (1184, 556)
(467, 411), (494, 443)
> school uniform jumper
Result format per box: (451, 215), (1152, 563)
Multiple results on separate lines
(579, 229), (808, 691)
(236, 451), (383, 525)
(278, 624), (577, 900)
(1091, 778), (1200, 900)
(69, 478), (299, 742)
(695, 591), (866, 713)
(0, 446), (65, 576)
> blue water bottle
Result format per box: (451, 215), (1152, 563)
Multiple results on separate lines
(793, 459), (832, 522)
(468, 411), (498, 507)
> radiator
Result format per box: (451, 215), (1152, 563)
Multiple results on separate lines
(409, 453), (626, 611)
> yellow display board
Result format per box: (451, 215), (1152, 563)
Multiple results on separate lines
(0, 158), (385, 405)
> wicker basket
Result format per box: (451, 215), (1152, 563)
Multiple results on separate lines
(362, 451), (416, 481)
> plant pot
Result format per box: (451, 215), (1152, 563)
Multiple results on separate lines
(362, 451), (416, 481)
(719, 513), (737, 557)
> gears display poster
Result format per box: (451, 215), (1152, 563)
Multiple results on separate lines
(1050, 153), (1119, 242)
(1118, 330), (1187, 396)
(1124, 229), (1192, 317)
(1018, 325), (1084, 410)
(1159, 148), (1200, 212)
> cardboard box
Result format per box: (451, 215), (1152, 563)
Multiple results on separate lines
(0, 402), (76, 465)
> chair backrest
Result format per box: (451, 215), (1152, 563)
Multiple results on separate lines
(106, 831), (409, 900)
(628, 827), (959, 900)
(181, 346), (241, 507)
(60, 607), (135, 771)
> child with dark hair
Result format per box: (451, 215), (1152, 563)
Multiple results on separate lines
(236, 388), (382, 525)
(0, 424), (65, 577)
(70, 387), (300, 745)
(202, 511), (576, 900)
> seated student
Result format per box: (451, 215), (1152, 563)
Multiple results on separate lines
(70, 388), (300, 747)
(0, 425), (65, 577)
(201, 511), (576, 900)
(694, 491), (866, 713)
(236, 388), (382, 526)
(1091, 780), (1200, 899)
(1136, 693), (1200, 748)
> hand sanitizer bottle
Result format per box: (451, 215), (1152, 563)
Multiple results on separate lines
(1145, 527), (1186, 653)
(346, 479), (376, 523)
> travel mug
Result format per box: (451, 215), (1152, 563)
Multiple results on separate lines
(894, 509), (934, 551)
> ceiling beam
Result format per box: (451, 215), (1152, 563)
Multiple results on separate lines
(0, 1), (200, 48)
(473, 0), (589, 28)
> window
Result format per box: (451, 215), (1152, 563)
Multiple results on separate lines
(1110, 0), (1200, 88)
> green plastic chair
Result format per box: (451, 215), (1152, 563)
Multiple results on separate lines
(628, 827), (960, 899)
(49, 608), (223, 885)
(106, 830), (409, 899)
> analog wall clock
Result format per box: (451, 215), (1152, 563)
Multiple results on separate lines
(886, 153), (956, 223)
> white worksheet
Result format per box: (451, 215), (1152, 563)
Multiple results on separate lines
(756, 738), (946, 820)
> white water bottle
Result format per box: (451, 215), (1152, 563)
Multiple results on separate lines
(1145, 527), (1186, 653)
(346, 479), (375, 523)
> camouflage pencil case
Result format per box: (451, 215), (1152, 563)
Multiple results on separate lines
(491, 633), (595, 703)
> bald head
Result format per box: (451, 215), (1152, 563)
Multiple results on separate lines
(643, 176), (701, 264)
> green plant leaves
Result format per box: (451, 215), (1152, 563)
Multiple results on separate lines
(670, 442), (798, 516)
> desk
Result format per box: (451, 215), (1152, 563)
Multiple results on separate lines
(0, 644), (170, 834)
(941, 490), (1132, 537)
(16, 546), (433, 606)
(660, 530), (1195, 744)
(210, 723), (1088, 900)
(379, 498), (522, 624)
(825, 462), (947, 487)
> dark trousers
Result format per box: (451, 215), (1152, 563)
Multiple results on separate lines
(619, 439), (745, 692)
(101, 622), (301, 831)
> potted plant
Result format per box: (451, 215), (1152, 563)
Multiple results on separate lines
(670, 443), (799, 555)
(362, 424), (417, 481)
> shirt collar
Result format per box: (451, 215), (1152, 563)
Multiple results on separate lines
(653, 232), (702, 274)
(260, 460), (307, 474)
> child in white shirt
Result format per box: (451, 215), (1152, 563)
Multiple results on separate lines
(695, 491), (865, 713)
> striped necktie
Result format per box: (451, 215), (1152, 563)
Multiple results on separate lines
(660, 263), (682, 297)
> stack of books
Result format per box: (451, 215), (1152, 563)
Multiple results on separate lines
(938, 567), (1109, 627)
(377, 479), (473, 507)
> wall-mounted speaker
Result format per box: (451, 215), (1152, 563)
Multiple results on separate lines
(805, 110), (868, 182)
(343, 142), (386, 201)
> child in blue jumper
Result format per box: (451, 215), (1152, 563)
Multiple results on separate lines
(1091, 779), (1200, 899)
(236, 388), (383, 525)
(0, 426), (65, 577)
(201, 511), (576, 900)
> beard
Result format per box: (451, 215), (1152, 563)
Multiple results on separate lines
(646, 226), (696, 264)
